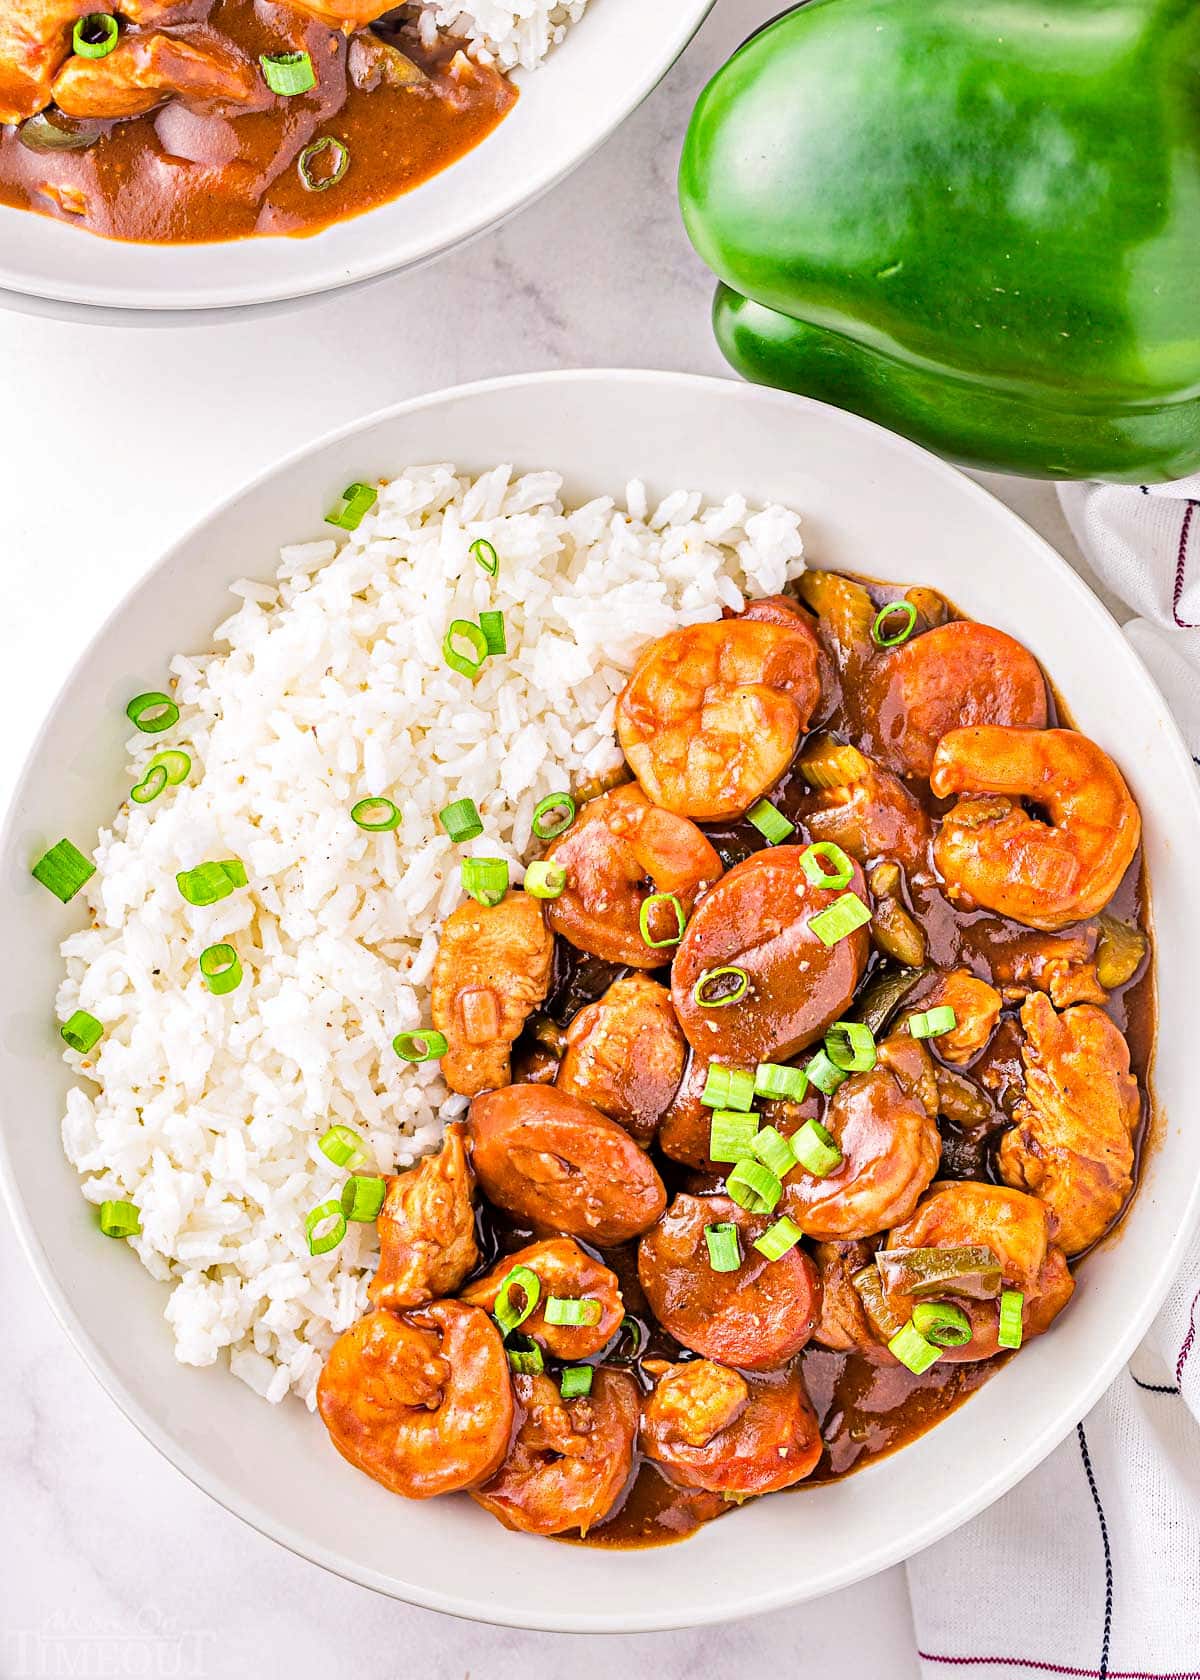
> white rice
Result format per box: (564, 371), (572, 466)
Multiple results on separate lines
(57, 464), (805, 1408)
(413, 0), (589, 73)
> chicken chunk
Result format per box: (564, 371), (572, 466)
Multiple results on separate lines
(280, 0), (399, 28)
(640, 1359), (823, 1497)
(988, 926), (1108, 1009)
(998, 992), (1140, 1255)
(367, 1123), (478, 1312)
(53, 29), (257, 120)
(0, 0), (91, 124)
(905, 970), (1002, 1066)
(461, 1237), (623, 1361)
(431, 890), (554, 1097)
(556, 975), (686, 1147)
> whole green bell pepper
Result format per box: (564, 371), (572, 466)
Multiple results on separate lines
(680, 0), (1200, 483)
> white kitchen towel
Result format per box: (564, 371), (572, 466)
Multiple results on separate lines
(907, 475), (1200, 1680)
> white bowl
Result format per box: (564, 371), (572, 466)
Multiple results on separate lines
(0, 1), (713, 320)
(3, 370), (1198, 1631)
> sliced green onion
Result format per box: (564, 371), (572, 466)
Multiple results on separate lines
(708, 1108), (759, 1164)
(443, 619), (489, 681)
(524, 860), (566, 899)
(319, 1124), (367, 1170)
(560, 1365), (593, 1400)
(176, 859), (246, 906)
(792, 1118), (843, 1177)
(888, 1319), (943, 1374)
(306, 1200), (346, 1256)
(544, 1296), (603, 1327)
(639, 891), (686, 949)
(32, 839), (95, 903)
(701, 1065), (756, 1111)
(753, 1214), (803, 1262)
(800, 841), (854, 891)
(825, 1019), (877, 1072)
(199, 942), (243, 995)
(392, 1028), (447, 1063)
(909, 1005), (959, 1040)
(531, 792), (576, 840)
(754, 1062), (808, 1102)
(325, 481), (376, 531)
(804, 1050), (848, 1097)
(147, 748), (191, 786)
(726, 1158), (782, 1215)
(912, 1300), (973, 1348)
(611, 1314), (644, 1363)
(439, 797), (483, 842)
(340, 1174), (386, 1222)
(126, 691), (179, 734)
(705, 1221), (742, 1273)
(350, 796), (401, 832)
(462, 856), (509, 907)
(506, 1334), (544, 1375)
(809, 890), (872, 948)
(260, 49), (315, 96)
(98, 1199), (140, 1238)
(746, 797), (795, 845)
(73, 14), (118, 58)
(470, 537), (499, 576)
(60, 1010), (103, 1054)
(478, 610), (507, 656)
(872, 600), (918, 648)
(298, 134), (349, 192)
(494, 1264), (541, 1335)
(750, 1125), (798, 1180)
(693, 965), (750, 1008)
(998, 1289), (1025, 1350)
(130, 764), (168, 805)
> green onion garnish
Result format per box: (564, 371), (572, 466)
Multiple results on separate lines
(199, 942), (243, 995)
(340, 1174), (386, 1222)
(701, 1064), (755, 1111)
(909, 1005), (958, 1040)
(792, 1118), (843, 1176)
(305, 1200), (346, 1256)
(639, 891), (686, 949)
(461, 856), (509, 907)
(912, 1301), (973, 1348)
(693, 966), (750, 1008)
(726, 1158), (782, 1215)
(506, 1334), (544, 1375)
(298, 134), (349, 192)
(73, 14), (118, 58)
(325, 481), (376, 531)
(32, 839), (95, 903)
(750, 1125), (798, 1180)
(531, 791), (576, 840)
(560, 1365), (593, 1400)
(260, 49), (315, 96)
(318, 1124), (367, 1169)
(439, 797), (483, 842)
(544, 1296), (603, 1327)
(176, 859), (246, 907)
(611, 1314), (645, 1363)
(804, 1050), (847, 1097)
(470, 537), (499, 576)
(350, 796), (401, 832)
(746, 797), (795, 845)
(494, 1264), (541, 1335)
(872, 600), (918, 648)
(753, 1215), (803, 1262)
(60, 1010), (103, 1054)
(443, 619), (489, 681)
(708, 1107), (759, 1163)
(392, 1028), (447, 1063)
(825, 1019), (877, 1072)
(998, 1289), (1025, 1350)
(126, 691), (179, 734)
(754, 1062), (808, 1102)
(478, 610), (506, 656)
(799, 840), (854, 891)
(146, 748), (191, 785)
(524, 860), (566, 900)
(130, 764), (168, 805)
(705, 1221), (742, 1273)
(888, 1319), (942, 1374)
(809, 891), (872, 948)
(98, 1198), (140, 1238)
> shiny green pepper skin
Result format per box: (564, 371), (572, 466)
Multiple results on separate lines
(680, 0), (1200, 483)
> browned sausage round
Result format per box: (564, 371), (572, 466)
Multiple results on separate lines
(316, 1301), (513, 1499)
(637, 1193), (822, 1370)
(670, 845), (871, 1065)
(468, 1084), (667, 1245)
(640, 1359), (824, 1496)
(460, 1237), (624, 1361)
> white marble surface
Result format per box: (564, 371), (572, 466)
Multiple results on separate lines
(0, 2), (1092, 1673)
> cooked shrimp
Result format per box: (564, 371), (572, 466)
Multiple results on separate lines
(556, 974), (686, 1146)
(640, 1360), (823, 1496)
(368, 1123), (477, 1311)
(460, 1237), (623, 1361)
(317, 1302), (513, 1498)
(545, 783), (721, 968)
(616, 617), (821, 820)
(431, 890), (554, 1095)
(904, 971), (1002, 1066)
(471, 1368), (639, 1536)
(783, 1035), (941, 1240)
(931, 728), (1141, 931)
(998, 993), (1140, 1255)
